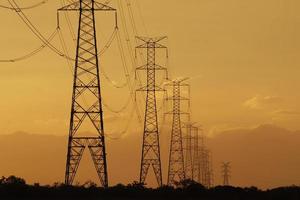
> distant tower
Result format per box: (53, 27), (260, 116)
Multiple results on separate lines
(181, 82), (194, 181)
(192, 127), (200, 182)
(222, 162), (231, 186)
(165, 78), (190, 186)
(184, 122), (196, 180)
(136, 37), (168, 187)
(199, 146), (214, 187)
(58, 0), (116, 187)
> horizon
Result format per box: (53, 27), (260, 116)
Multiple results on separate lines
(1, 123), (300, 189)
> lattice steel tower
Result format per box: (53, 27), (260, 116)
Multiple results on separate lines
(200, 147), (213, 187)
(58, 0), (116, 187)
(192, 126), (200, 182)
(222, 162), (231, 186)
(136, 37), (168, 187)
(184, 122), (196, 180)
(165, 78), (189, 186)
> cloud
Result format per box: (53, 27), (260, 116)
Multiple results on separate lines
(271, 109), (300, 129)
(272, 109), (300, 116)
(243, 95), (283, 110)
(208, 124), (257, 137)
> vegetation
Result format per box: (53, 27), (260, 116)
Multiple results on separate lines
(0, 176), (299, 200)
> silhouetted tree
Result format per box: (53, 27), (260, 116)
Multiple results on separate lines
(0, 175), (300, 200)
(0, 176), (5, 184)
(175, 179), (205, 190)
(82, 180), (97, 188)
(127, 181), (146, 190)
(1, 176), (26, 185)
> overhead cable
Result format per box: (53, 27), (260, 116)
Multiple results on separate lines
(0, 28), (58, 62)
(8, 0), (75, 60)
(0, 0), (48, 10)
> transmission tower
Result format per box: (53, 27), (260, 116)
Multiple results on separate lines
(222, 162), (231, 186)
(192, 126), (200, 183)
(183, 122), (196, 180)
(199, 147), (213, 187)
(58, 0), (116, 187)
(165, 78), (190, 186)
(136, 37), (168, 187)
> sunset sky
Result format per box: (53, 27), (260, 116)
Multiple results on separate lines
(0, 0), (300, 188)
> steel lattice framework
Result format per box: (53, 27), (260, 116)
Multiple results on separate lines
(199, 147), (213, 187)
(222, 162), (231, 186)
(183, 122), (196, 180)
(136, 37), (168, 187)
(192, 127), (200, 182)
(165, 78), (190, 186)
(58, 0), (116, 187)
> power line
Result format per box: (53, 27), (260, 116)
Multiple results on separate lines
(2, 1), (117, 64)
(134, 0), (148, 36)
(0, 0), (48, 10)
(61, 0), (76, 45)
(105, 105), (135, 140)
(116, 0), (145, 91)
(0, 28), (58, 62)
(57, 0), (138, 140)
(58, 0), (121, 87)
(2, 0), (162, 140)
(57, 1), (131, 141)
(7, 0), (74, 60)
(102, 95), (132, 114)
(101, 28), (131, 89)
(115, 28), (143, 124)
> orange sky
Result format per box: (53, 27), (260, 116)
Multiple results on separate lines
(0, 0), (300, 188)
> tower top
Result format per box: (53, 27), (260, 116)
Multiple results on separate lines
(58, 0), (116, 11)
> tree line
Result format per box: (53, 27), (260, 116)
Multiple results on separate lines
(0, 176), (299, 200)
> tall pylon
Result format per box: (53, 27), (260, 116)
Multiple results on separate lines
(222, 162), (231, 186)
(184, 122), (196, 180)
(200, 147), (213, 187)
(181, 81), (195, 181)
(136, 36), (168, 187)
(165, 78), (190, 186)
(58, 0), (116, 187)
(192, 126), (200, 182)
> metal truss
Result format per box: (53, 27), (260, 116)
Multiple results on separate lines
(222, 162), (231, 186)
(165, 78), (190, 186)
(183, 122), (197, 180)
(192, 126), (201, 182)
(199, 147), (214, 188)
(136, 36), (168, 187)
(58, 0), (116, 187)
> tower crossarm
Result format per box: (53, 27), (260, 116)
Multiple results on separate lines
(136, 36), (167, 44)
(166, 96), (189, 101)
(136, 85), (165, 92)
(58, 1), (116, 11)
(136, 64), (167, 71)
(165, 111), (190, 115)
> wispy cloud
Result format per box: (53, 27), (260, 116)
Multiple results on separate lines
(272, 109), (300, 115)
(208, 123), (257, 137)
(243, 95), (283, 110)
